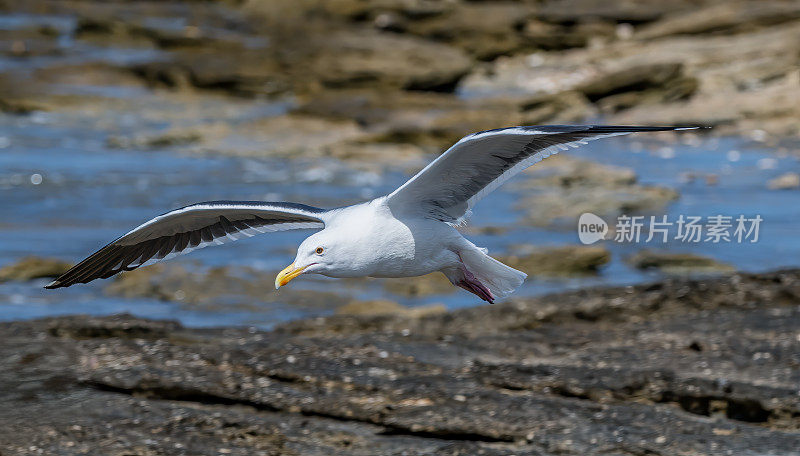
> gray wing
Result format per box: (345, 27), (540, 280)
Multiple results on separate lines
(386, 125), (697, 223)
(45, 201), (326, 289)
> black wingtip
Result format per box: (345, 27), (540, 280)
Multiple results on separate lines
(44, 280), (62, 289)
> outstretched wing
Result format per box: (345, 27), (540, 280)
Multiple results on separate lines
(386, 125), (698, 224)
(45, 201), (326, 289)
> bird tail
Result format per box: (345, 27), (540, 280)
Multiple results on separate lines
(458, 248), (527, 299)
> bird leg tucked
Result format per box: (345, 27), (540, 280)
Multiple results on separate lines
(456, 267), (494, 304)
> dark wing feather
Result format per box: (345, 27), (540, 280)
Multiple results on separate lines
(387, 125), (700, 223)
(45, 201), (326, 289)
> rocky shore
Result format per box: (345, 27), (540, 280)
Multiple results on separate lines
(2, 269), (799, 455)
(3, 0), (798, 173)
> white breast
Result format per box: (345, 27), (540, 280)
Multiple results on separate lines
(325, 200), (461, 278)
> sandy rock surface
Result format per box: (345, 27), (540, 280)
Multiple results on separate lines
(0, 256), (73, 282)
(514, 155), (679, 227)
(2, 269), (799, 455)
(626, 249), (736, 275)
(3, 0), (797, 173)
(497, 245), (611, 276)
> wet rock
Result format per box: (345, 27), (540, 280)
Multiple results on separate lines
(498, 245), (611, 277)
(458, 19), (800, 136)
(612, 68), (800, 136)
(399, 100), (523, 148)
(337, 299), (446, 318)
(130, 26), (473, 96)
(179, 114), (367, 159)
(231, 114), (366, 157)
(107, 129), (203, 149)
(0, 256), (73, 282)
(0, 74), (51, 114)
(322, 142), (429, 173)
(104, 263), (353, 311)
(309, 30), (472, 92)
(0, 97), (47, 114)
(466, 60), (698, 110)
(627, 249), (735, 275)
(104, 263), (184, 302)
(31, 62), (148, 96)
(3, 0), (798, 146)
(597, 75), (699, 112)
(520, 154), (637, 188)
(533, 0), (690, 25)
(514, 156), (679, 227)
(767, 172), (800, 190)
(294, 89), (522, 151)
(74, 17), (151, 46)
(636, 1), (800, 39)
(73, 3), (262, 51)
(577, 62), (698, 111)
(519, 90), (597, 124)
(383, 273), (455, 298)
(6, 269), (800, 454)
(48, 313), (181, 340)
(292, 89), (462, 128)
(400, 2), (536, 60)
(521, 19), (616, 51)
(77, 17), (228, 49)
(248, 0), (453, 24)
(577, 62), (681, 99)
(458, 53), (593, 100)
(282, 269), (800, 338)
(130, 46), (289, 96)
(516, 184), (678, 227)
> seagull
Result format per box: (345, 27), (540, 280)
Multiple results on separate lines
(46, 125), (697, 302)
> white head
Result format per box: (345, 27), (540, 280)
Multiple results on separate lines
(274, 229), (353, 288)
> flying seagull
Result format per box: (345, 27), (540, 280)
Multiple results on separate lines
(46, 125), (697, 302)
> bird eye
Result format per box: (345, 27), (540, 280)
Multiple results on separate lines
(315, 247), (324, 255)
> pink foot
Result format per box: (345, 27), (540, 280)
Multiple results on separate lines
(456, 268), (495, 304)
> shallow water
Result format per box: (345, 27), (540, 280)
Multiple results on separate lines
(2, 107), (799, 328)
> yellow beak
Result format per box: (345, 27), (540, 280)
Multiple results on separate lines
(275, 263), (309, 289)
